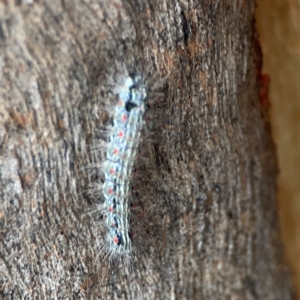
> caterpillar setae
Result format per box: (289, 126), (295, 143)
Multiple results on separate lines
(101, 75), (147, 260)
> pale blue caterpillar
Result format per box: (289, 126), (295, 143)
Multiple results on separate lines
(102, 76), (147, 257)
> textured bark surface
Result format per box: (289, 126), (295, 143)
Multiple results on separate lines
(0, 0), (294, 299)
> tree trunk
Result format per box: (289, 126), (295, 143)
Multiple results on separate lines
(0, 0), (294, 299)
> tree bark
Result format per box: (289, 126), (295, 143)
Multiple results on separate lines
(0, 0), (294, 299)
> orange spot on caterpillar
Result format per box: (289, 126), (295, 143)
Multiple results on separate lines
(113, 236), (119, 244)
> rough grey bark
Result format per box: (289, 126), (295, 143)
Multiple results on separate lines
(0, 0), (294, 299)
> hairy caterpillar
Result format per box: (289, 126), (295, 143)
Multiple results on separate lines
(100, 75), (148, 260)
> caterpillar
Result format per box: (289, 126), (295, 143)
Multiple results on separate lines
(101, 75), (147, 260)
